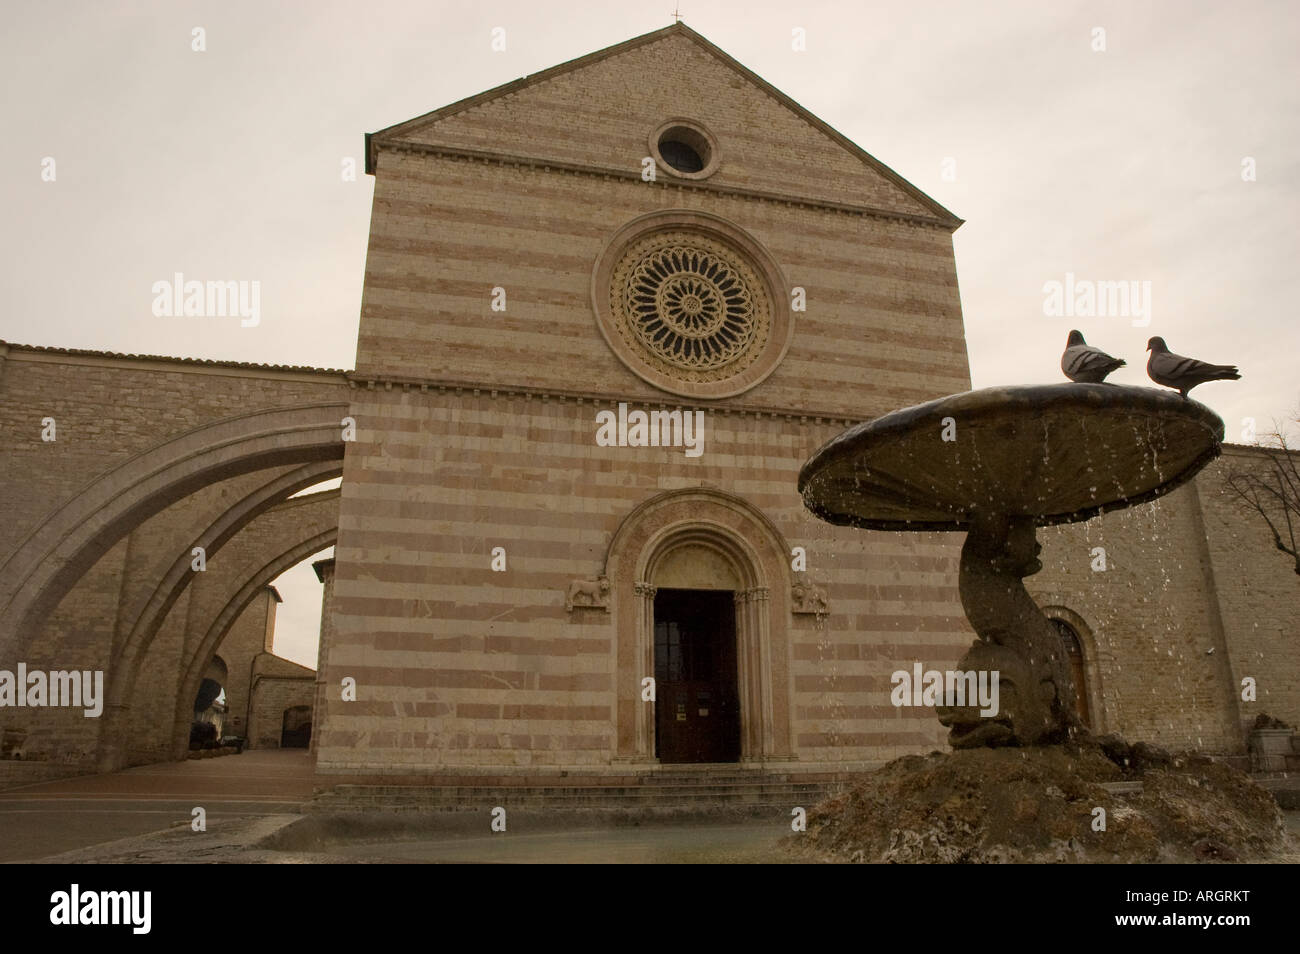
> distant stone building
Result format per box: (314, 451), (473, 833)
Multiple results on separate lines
(0, 24), (1294, 792)
(211, 585), (316, 749)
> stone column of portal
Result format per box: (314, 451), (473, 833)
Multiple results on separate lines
(736, 586), (774, 761)
(734, 589), (755, 760)
(750, 587), (774, 759)
(633, 581), (657, 761)
(309, 558), (335, 755)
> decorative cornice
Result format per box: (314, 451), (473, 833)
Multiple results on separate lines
(343, 372), (867, 427)
(372, 140), (960, 232)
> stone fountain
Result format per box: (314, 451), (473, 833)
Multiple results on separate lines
(789, 383), (1287, 862)
(799, 382), (1223, 749)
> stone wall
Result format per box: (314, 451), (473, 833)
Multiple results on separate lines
(247, 655), (316, 750)
(0, 346), (344, 778)
(320, 387), (975, 775)
(1197, 446), (1300, 737)
(391, 29), (946, 219)
(1029, 480), (1242, 753)
(1025, 447), (1300, 755)
(354, 153), (968, 419)
(0, 345), (346, 568)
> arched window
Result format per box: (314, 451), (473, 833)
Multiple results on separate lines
(1051, 618), (1091, 728)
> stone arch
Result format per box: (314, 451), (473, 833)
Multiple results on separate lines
(102, 465), (340, 732)
(205, 655), (229, 683)
(98, 485), (341, 770)
(1042, 604), (1108, 734)
(168, 526), (337, 760)
(603, 487), (794, 763)
(0, 402), (348, 661)
(194, 655), (228, 716)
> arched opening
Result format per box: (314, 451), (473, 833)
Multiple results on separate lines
(268, 545), (334, 671)
(1051, 618), (1091, 728)
(191, 655), (228, 749)
(0, 402), (348, 663)
(169, 530), (334, 760)
(604, 488), (794, 765)
(289, 476), (342, 499)
(192, 543), (331, 755)
(97, 466), (340, 771)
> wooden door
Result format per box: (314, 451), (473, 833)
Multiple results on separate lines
(654, 588), (740, 763)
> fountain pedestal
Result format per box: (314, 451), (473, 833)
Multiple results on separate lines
(939, 513), (1081, 746)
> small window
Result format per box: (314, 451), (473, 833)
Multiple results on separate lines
(650, 121), (718, 179)
(659, 139), (704, 173)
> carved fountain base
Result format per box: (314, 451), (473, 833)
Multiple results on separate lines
(937, 513), (1082, 748)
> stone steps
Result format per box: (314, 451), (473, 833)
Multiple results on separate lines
(317, 783), (841, 797)
(311, 778), (847, 812)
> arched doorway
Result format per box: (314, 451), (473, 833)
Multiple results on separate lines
(604, 488), (795, 765)
(1051, 618), (1091, 728)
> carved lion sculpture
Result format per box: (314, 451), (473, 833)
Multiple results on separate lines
(565, 576), (611, 612)
(791, 580), (829, 615)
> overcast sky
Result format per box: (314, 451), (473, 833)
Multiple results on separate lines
(4, 0), (1296, 665)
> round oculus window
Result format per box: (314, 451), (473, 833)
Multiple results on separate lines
(658, 139), (705, 174)
(649, 120), (719, 180)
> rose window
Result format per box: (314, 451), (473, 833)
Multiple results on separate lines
(610, 233), (770, 381)
(592, 212), (792, 399)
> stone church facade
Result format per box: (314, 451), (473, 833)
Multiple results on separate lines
(0, 25), (1294, 791)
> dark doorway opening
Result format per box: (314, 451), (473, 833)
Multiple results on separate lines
(654, 587), (740, 763)
(1051, 619), (1091, 728)
(280, 706), (312, 748)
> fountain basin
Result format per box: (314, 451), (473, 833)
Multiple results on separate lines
(798, 383), (1224, 531)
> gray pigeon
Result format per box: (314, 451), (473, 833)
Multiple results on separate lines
(1146, 336), (1240, 397)
(1061, 330), (1126, 383)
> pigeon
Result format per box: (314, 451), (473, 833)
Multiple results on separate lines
(1146, 337), (1241, 397)
(1061, 330), (1126, 383)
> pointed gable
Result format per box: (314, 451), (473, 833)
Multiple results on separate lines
(368, 24), (959, 226)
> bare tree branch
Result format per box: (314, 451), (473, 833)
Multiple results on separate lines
(1223, 412), (1300, 577)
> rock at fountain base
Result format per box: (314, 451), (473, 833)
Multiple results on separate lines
(786, 738), (1289, 863)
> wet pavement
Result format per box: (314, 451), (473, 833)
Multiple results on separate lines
(0, 750), (312, 863)
(3, 750), (1297, 863)
(273, 815), (797, 864)
(330, 826), (787, 863)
